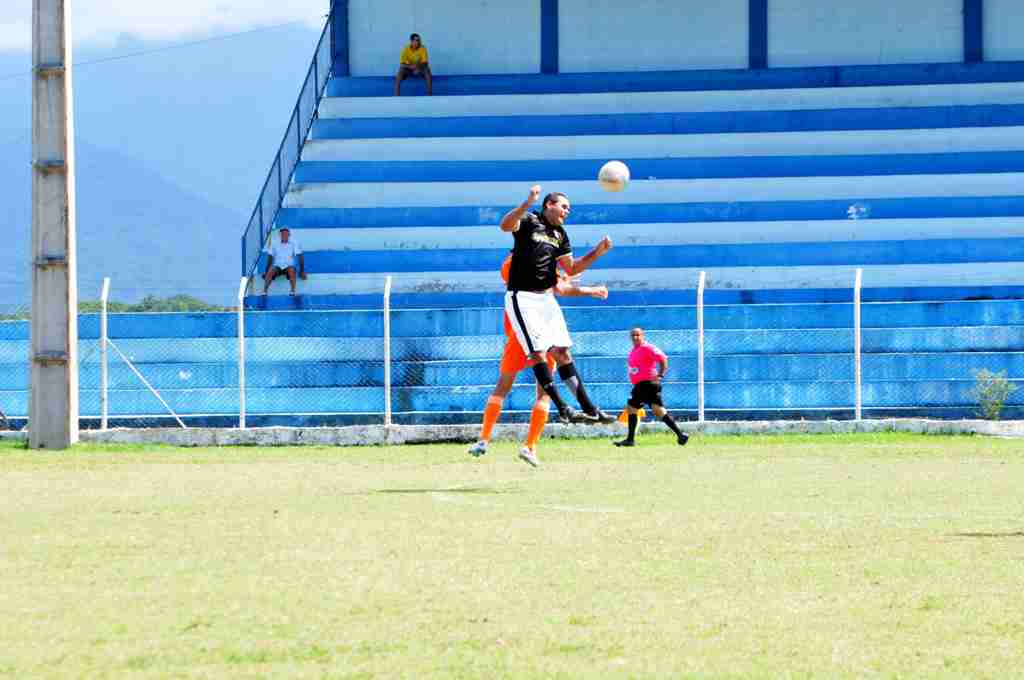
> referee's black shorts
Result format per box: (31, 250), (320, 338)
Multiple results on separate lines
(627, 380), (663, 409)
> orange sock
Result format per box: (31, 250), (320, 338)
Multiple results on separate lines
(526, 401), (550, 449)
(480, 396), (503, 442)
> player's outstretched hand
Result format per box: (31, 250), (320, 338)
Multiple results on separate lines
(527, 185), (541, 205)
(596, 236), (613, 256)
(590, 285), (609, 301)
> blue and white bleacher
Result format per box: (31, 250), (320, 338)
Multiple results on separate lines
(248, 72), (1024, 310)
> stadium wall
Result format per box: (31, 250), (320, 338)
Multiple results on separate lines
(985, 0), (1024, 61)
(338, 0), (1024, 77)
(346, 0), (541, 75)
(767, 0), (963, 67)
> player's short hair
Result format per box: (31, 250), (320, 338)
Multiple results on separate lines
(410, 33), (421, 41)
(543, 192), (569, 208)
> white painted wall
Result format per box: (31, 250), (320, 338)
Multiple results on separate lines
(347, 0), (540, 76)
(558, 0), (748, 72)
(985, 0), (1024, 61)
(768, 0), (962, 67)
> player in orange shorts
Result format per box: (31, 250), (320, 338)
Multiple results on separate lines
(468, 256), (608, 466)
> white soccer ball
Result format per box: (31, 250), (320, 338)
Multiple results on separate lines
(598, 160), (630, 192)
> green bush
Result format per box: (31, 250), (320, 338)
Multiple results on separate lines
(971, 369), (1017, 420)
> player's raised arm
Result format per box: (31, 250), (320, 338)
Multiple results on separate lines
(559, 235), (612, 276)
(500, 184), (541, 232)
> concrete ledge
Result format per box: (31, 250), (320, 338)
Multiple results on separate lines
(2, 419), (1022, 446)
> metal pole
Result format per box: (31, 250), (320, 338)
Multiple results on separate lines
(30, 0), (79, 448)
(854, 268), (863, 421)
(237, 277), (248, 429)
(697, 271), (706, 423)
(383, 275), (392, 427)
(107, 340), (186, 429)
(100, 277), (109, 430)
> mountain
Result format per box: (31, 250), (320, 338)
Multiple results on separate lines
(0, 135), (243, 306)
(0, 23), (323, 215)
(0, 22), (325, 306)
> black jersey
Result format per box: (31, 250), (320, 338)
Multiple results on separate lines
(507, 211), (572, 292)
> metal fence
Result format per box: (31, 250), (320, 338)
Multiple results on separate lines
(240, 2), (335, 281)
(2, 270), (1023, 431)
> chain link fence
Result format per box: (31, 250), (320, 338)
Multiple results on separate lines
(2, 272), (1023, 430)
(0, 300), (31, 431)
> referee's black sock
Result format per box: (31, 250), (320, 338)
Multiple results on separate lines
(557, 362), (598, 415)
(626, 413), (638, 441)
(532, 363), (569, 413)
(661, 413), (684, 437)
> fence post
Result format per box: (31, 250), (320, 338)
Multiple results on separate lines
(383, 275), (392, 427)
(854, 268), (863, 421)
(697, 271), (706, 423)
(237, 277), (248, 429)
(100, 277), (110, 430)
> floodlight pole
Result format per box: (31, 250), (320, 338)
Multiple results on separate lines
(30, 0), (79, 448)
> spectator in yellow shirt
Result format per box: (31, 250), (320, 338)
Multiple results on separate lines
(395, 33), (432, 96)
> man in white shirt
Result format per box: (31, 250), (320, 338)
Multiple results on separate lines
(262, 227), (306, 295)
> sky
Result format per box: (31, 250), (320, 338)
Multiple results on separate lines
(0, 0), (327, 52)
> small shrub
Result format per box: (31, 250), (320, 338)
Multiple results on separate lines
(971, 369), (1017, 420)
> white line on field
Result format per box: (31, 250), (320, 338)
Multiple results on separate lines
(430, 492), (624, 514)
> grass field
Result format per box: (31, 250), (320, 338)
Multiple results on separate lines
(2, 432), (1024, 679)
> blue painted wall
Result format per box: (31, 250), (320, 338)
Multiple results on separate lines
(340, 0), (1024, 76)
(346, 0), (541, 76)
(985, 0), (1024, 61)
(558, 0), (749, 72)
(768, 0), (963, 67)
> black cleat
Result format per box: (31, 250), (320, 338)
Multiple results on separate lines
(592, 409), (617, 425)
(613, 439), (636, 447)
(677, 432), (690, 446)
(557, 407), (600, 425)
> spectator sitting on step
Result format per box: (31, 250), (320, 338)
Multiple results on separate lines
(262, 227), (306, 296)
(395, 33), (432, 96)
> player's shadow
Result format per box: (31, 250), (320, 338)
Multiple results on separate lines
(950, 531), (1024, 538)
(375, 486), (515, 495)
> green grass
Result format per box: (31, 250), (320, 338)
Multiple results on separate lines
(2, 432), (1023, 679)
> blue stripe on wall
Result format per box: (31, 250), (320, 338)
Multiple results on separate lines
(294, 151), (1024, 184)
(749, 0), (767, 69)
(541, 0), (558, 74)
(326, 61), (1024, 97)
(311, 104), (1024, 139)
(246, 285), (1024, 310)
(330, 0), (349, 77)
(278, 196), (1024, 229)
(964, 0), (984, 63)
(298, 238), (1024, 274)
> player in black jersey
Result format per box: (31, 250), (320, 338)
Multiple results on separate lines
(501, 184), (615, 425)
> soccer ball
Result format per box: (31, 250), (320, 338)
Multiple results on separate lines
(598, 160), (630, 192)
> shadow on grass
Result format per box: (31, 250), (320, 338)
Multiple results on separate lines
(951, 531), (1024, 539)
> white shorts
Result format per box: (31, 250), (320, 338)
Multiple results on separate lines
(505, 290), (572, 355)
